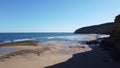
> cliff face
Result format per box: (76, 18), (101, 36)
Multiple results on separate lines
(74, 23), (114, 34)
(100, 14), (120, 61)
(112, 15), (120, 33)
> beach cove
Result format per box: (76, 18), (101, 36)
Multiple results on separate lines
(0, 34), (119, 68)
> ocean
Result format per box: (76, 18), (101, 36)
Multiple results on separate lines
(0, 33), (109, 45)
(0, 33), (109, 54)
(0, 33), (82, 44)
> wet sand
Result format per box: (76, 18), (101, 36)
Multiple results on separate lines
(0, 40), (120, 68)
(0, 41), (90, 68)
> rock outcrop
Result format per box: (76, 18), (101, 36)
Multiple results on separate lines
(74, 23), (114, 34)
(100, 14), (120, 61)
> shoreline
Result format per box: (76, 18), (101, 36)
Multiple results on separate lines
(0, 40), (91, 68)
(0, 39), (120, 68)
(0, 40), (89, 59)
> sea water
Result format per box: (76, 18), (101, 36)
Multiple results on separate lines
(0, 33), (109, 45)
(0, 33), (109, 54)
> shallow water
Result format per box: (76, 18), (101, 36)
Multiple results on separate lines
(0, 48), (21, 55)
(0, 33), (109, 54)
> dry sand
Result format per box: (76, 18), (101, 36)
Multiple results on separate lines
(0, 49), (72, 68)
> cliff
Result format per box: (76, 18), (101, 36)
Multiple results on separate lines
(100, 14), (120, 61)
(74, 23), (114, 34)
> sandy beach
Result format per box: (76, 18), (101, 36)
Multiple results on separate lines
(1, 0), (120, 68)
(0, 40), (120, 68)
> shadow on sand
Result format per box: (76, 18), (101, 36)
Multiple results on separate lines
(45, 46), (120, 68)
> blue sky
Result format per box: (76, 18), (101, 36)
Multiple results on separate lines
(0, 0), (120, 32)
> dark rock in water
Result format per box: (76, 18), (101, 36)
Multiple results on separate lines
(85, 38), (104, 45)
(74, 22), (113, 34)
(86, 40), (99, 45)
(100, 38), (114, 49)
(100, 14), (120, 62)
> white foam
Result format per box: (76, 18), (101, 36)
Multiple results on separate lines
(13, 38), (33, 42)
